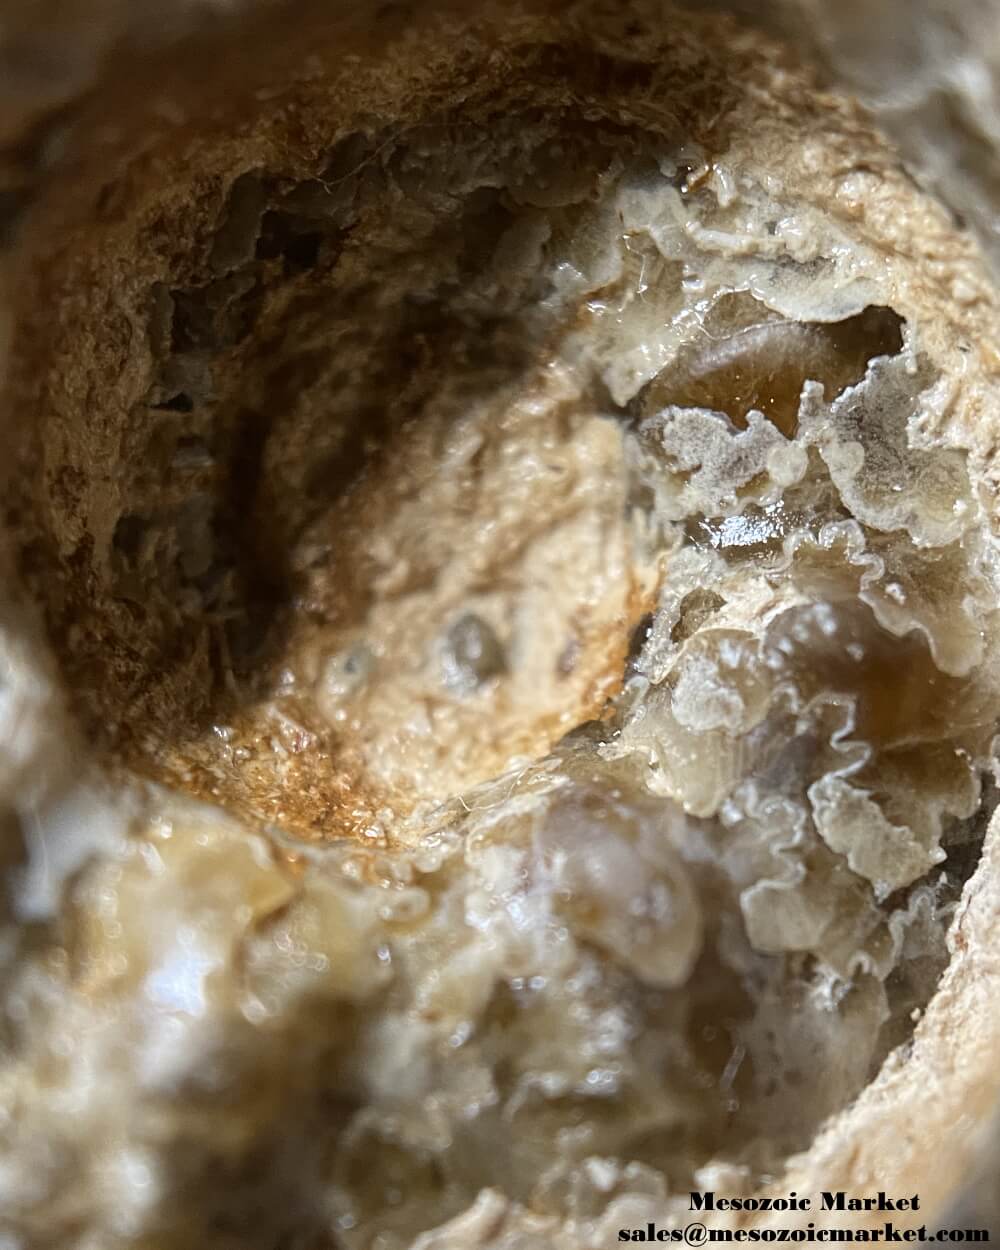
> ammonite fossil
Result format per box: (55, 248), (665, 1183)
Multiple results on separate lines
(1, 2), (1000, 1246)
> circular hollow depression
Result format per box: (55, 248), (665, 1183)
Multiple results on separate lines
(5, 4), (1000, 1247)
(17, 112), (678, 837)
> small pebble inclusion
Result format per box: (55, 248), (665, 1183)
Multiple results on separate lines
(11, 109), (1000, 1250)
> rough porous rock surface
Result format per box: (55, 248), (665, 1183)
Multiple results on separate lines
(2, 3), (1000, 1248)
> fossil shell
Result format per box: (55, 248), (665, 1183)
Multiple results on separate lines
(2, 2), (1000, 1247)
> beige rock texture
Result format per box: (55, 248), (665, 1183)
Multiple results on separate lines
(1, 2), (1000, 1248)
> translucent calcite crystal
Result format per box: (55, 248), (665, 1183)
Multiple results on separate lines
(637, 296), (904, 438)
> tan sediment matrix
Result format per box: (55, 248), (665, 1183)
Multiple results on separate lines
(2, 2), (1000, 1247)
